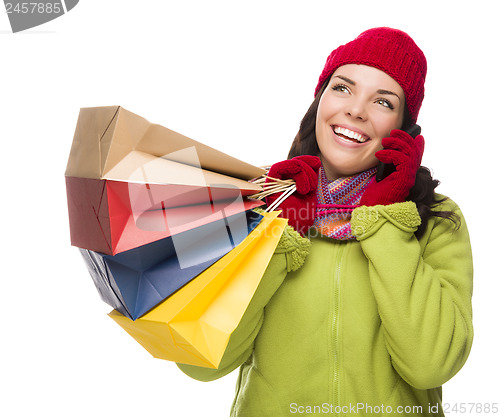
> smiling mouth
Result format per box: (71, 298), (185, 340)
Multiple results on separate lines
(332, 126), (370, 143)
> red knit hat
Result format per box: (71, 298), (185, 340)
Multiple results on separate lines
(314, 27), (427, 124)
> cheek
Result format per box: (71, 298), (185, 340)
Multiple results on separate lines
(315, 105), (331, 144)
(374, 115), (402, 139)
(317, 94), (341, 123)
(316, 98), (341, 143)
(373, 137), (384, 151)
(316, 103), (328, 129)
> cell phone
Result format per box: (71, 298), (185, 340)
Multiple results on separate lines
(375, 124), (421, 182)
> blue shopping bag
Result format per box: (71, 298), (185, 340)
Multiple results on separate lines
(80, 210), (262, 320)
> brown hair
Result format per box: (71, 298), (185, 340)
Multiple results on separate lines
(288, 76), (460, 238)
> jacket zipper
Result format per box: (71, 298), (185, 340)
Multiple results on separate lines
(332, 243), (345, 416)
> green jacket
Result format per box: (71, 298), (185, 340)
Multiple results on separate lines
(177, 197), (473, 416)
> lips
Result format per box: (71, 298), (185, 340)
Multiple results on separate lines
(332, 125), (370, 143)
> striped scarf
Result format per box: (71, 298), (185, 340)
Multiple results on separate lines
(313, 166), (376, 240)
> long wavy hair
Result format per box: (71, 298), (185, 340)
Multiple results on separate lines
(288, 76), (460, 238)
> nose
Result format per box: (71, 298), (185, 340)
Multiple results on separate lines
(345, 97), (367, 120)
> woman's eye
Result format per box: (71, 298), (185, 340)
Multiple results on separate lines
(332, 84), (349, 93)
(376, 98), (394, 110)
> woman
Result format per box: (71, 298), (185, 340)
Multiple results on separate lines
(177, 27), (473, 417)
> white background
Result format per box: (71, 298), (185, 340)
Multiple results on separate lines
(1, 1), (498, 416)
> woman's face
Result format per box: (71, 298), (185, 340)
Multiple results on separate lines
(315, 64), (405, 180)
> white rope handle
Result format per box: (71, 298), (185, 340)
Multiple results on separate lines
(249, 172), (298, 212)
(265, 184), (297, 212)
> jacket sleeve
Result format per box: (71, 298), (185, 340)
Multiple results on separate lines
(351, 198), (473, 389)
(176, 224), (311, 382)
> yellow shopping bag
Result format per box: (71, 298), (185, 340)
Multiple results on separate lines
(109, 211), (287, 368)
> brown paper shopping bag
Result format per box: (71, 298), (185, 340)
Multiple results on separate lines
(65, 106), (266, 255)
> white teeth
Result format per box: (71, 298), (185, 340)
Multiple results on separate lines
(333, 126), (369, 143)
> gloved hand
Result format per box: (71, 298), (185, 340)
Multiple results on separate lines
(360, 129), (425, 206)
(265, 155), (321, 235)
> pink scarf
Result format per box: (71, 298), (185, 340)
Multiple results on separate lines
(313, 167), (376, 240)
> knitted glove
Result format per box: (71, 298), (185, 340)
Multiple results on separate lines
(265, 155), (321, 235)
(360, 129), (424, 206)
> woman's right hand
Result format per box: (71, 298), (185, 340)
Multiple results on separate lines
(265, 155), (321, 236)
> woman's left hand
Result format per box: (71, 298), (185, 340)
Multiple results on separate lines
(360, 129), (425, 206)
(265, 155), (321, 235)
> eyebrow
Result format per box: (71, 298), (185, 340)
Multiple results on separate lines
(333, 75), (401, 100)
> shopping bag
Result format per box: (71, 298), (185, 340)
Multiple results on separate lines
(80, 210), (263, 320)
(66, 176), (263, 255)
(65, 106), (265, 181)
(109, 211), (287, 368)
(65, 106), (266, 255)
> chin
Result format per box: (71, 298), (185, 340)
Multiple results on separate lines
(322, 160), (377, 180)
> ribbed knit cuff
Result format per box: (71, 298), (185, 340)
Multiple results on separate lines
(351, 201), (421, 240)
(275, 225), (312, 272)
(252, 208), (311, 272)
